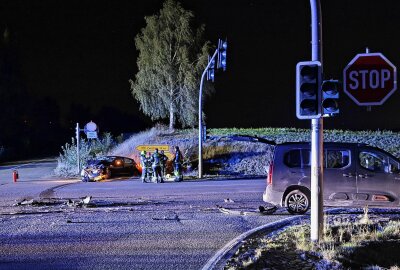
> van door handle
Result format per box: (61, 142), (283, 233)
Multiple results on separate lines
(358, 174), (369, 178)
(343, 173), (355, 177)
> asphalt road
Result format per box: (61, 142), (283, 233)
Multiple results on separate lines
(0, 159), (58, 184)
(0, 166), (290, 270)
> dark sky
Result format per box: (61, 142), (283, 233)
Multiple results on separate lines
(1, 0), (400, 132)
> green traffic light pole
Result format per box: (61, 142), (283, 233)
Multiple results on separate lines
(198, 49), (218, 178)
(310, 0), (324, 242)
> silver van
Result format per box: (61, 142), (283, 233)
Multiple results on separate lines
(263, 142), (400, 214)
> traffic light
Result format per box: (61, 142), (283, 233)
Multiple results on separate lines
(217, 39), (227, 71)
(321, 80), (339, 116)
(296, 61), (322, 119)
(207, 55), (215, 82)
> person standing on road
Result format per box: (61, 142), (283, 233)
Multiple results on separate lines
(160, 150), (168, 180)
(173, 146), (183, 182)
(146, 152), (153, 182)
(140, 151), (148, 183)
(151, 148), (163, 183)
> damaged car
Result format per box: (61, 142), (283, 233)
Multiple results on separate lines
(81, 156), (138, 182)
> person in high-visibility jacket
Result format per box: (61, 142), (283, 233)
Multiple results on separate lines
(151, 148), (163, 183)
(140, 150), (148, 183)
(160, 150), (168, 180)
(173, 146), (183, 182)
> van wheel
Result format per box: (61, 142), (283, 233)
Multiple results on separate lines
(285, 189), (310, 214)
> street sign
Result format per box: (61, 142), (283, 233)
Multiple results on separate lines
(86, 131), (98, 139)
(84, 121), (98, 133)
(84, 121), (98, 139)
(136, 145), (172, 158)
(343, 53), (397, 106)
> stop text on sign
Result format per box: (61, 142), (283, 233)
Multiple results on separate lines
(343, 52), (397, 106)
(348, 69), (391, 90)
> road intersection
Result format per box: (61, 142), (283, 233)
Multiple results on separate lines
(0, 161), (288, 270)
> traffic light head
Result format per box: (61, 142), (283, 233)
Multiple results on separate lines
(322, 80), (339, 116)
(296, 61), (322, 119)
(207, 56), (215, 82)
(217, 39), (227, 71)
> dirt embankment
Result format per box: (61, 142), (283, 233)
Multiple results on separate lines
(110, 127), (274, 177)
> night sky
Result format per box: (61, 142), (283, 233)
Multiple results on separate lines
(1, 0), (400, 137)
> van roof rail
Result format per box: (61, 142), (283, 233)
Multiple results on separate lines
(230, 136), (373, 148)
(230, 135), (276, 145)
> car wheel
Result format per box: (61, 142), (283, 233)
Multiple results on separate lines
(285, 189), (310, 214)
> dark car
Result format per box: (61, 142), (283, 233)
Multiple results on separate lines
(81, 156), (138, 181)
(263, 142), (400, 214)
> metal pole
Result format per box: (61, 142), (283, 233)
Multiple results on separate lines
(76, 123), (80, 174)
(199, 49), (218, 178)
(310, 0), (324, 242)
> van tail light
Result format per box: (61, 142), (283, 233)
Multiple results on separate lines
(372, 195), (390, 202)
(267, 161), (274, 185)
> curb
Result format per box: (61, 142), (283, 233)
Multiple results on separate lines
(202, 208), (346, 270)
(201, 215), (304, 270)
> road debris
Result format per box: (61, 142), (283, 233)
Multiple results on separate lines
(152, 212), (180, 222)
(258, 205), (277, 214)
(14, 198), (61, 207)
(217, 204), (277, 216)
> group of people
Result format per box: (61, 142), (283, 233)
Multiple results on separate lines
(139, 146), (183, 183)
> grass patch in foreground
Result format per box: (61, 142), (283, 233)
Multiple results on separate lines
(226, 209), (400, 269)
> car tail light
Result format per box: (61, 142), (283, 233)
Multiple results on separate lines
(267, 161), (274, 185)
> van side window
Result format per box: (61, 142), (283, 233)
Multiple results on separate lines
(359, 151), (386, 172)
(326, 150), (350, 168)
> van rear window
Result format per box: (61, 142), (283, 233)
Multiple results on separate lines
(284, 149), (301, 168)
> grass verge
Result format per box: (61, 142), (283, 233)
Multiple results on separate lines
(225, 208), (400, 270)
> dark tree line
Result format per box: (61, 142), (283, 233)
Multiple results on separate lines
(0, 28), (147, 161)
(0, 29), (65, 160)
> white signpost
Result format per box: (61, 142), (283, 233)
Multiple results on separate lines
(76, 121), (99, 173)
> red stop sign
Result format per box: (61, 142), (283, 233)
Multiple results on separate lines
(343, 53), (397, 105)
